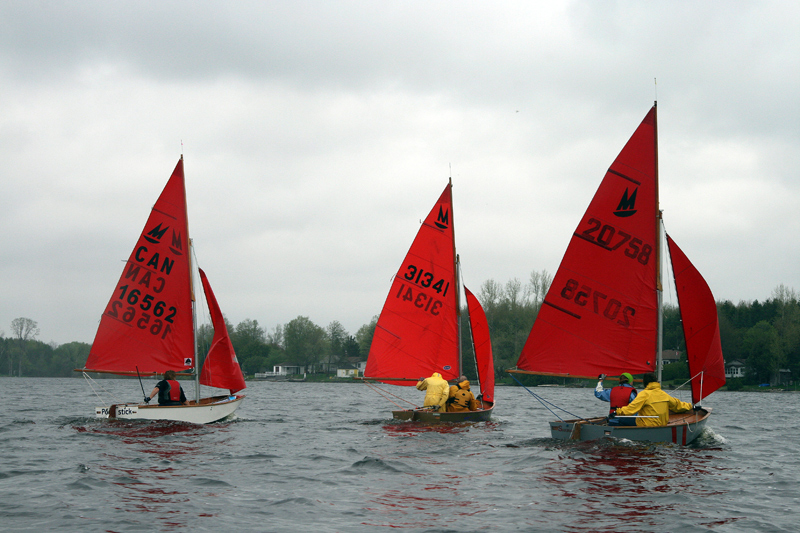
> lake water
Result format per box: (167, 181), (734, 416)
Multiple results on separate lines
(1, 378), (797, 532)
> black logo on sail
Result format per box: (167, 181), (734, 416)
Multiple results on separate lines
(144, 223), (169, 243)
(614, 188), (638, 217)
(435, 206), (450, 229)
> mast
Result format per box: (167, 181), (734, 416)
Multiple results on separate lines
(183, 155), (200, 403)
(654, 102), (663, 382)
(450, 178), (463, 378)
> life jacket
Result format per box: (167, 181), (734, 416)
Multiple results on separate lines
(608, 385), (636, 415)
(158, 379), (183, 404)
(166, 380), (182, 402)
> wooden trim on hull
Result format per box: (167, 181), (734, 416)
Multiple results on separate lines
(392, 401), (494, 423)
(96, 394), (245, 424)
(550, 408), (711, 445)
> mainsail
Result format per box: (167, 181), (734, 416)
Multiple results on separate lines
(465, 286), (494, 404)
(85, 159), (194, 375)
(198, 268), (246, 394)
(364, 183), (459, 385)
(667, 235), (726, 403)
(516, 107), (659, 377)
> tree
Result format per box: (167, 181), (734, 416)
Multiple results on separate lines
(527, 269), (552, 308)
(10, 318), (39, 377)
(284, 316), (326, 371)
(231, 319), (270, 371)
(343, 335), (361, 360)
(51, 342), (91, 376)
(326, 320), (348, 370)
(11, 317), (39, 342)
(355, 316), (378, 359)
(742, 321), (782, 384)
(771, 286), (800, 382)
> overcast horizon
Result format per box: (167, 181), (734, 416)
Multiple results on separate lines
(2, 1), (798, 346)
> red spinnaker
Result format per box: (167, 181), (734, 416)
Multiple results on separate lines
(198, 268), (246, 394)
(365, 183), (459, 385)
(85, 159), (194, 375)
(516, 107), (659, 377)
(465, 286), (495, 404)
(667, 235), (726, 403)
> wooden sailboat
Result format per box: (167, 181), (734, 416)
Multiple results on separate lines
(511, 104), (725, 444)
(79, 157), (246, 424)
(364, 181), (495, 422)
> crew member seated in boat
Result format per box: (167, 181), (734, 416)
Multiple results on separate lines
(612, 372), (692, 427)
(595, 372), (637, 426)
(416, 372), (449, 413)
(145, 370), (187, 406)
(446, 377), (480, 412)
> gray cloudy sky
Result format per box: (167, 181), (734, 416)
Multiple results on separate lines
(1, 1), (798, 345)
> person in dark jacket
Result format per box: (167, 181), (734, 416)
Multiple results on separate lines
(145, 370), (187, 406)
(595, 372), (637, 426)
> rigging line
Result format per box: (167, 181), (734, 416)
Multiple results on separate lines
(509, 373), (587, 421)
(662, 219), (677, 308)
(83, 372), (124, 405)
(363, 380), (420, 409)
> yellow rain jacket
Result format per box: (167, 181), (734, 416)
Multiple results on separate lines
(416, 373), (449, 412)
(616, 382), (692, 427)
(446, 380), (479, 412)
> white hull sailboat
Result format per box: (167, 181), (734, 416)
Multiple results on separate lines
(79, 158), (246, 424)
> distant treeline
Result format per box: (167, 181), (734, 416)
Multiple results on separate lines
(2, 279), (798, 387)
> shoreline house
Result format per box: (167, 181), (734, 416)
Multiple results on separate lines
(661, 350), (682, 365)
(725, 360), (745, 379)
(254, 363), (305, 379)
(336, 363), (360, 378)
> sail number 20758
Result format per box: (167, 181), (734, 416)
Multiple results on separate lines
(560, 279), (635, 328)
(580, 218), (652, 265)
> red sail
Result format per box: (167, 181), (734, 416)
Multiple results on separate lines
(198, 268), (246, 394)
(465, 286), (494, 404)
(365, 183), (459, 385)
(667, 235), (726, 403)
(85, 159), (194, 375)
(516, 107), (659, 377)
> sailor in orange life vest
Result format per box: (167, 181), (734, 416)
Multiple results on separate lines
(446, 376), (480, 412)
(595, 372), (638, 426)
(415, 372), (449, 412)
(612, 372), (693, 427)
(144, 370), (187, 406)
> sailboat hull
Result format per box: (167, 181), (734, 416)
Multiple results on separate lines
(392, 401), (494, 422)
(95, 394), (245, 424)
(549, 408), (711, 445)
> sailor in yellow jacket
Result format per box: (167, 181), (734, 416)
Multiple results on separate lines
(416, 372), (449, 412)
(446, 377), (479, 412)
(614, 372), (692, 427)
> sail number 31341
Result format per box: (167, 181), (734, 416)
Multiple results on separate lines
(560, 279), (635, 327)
